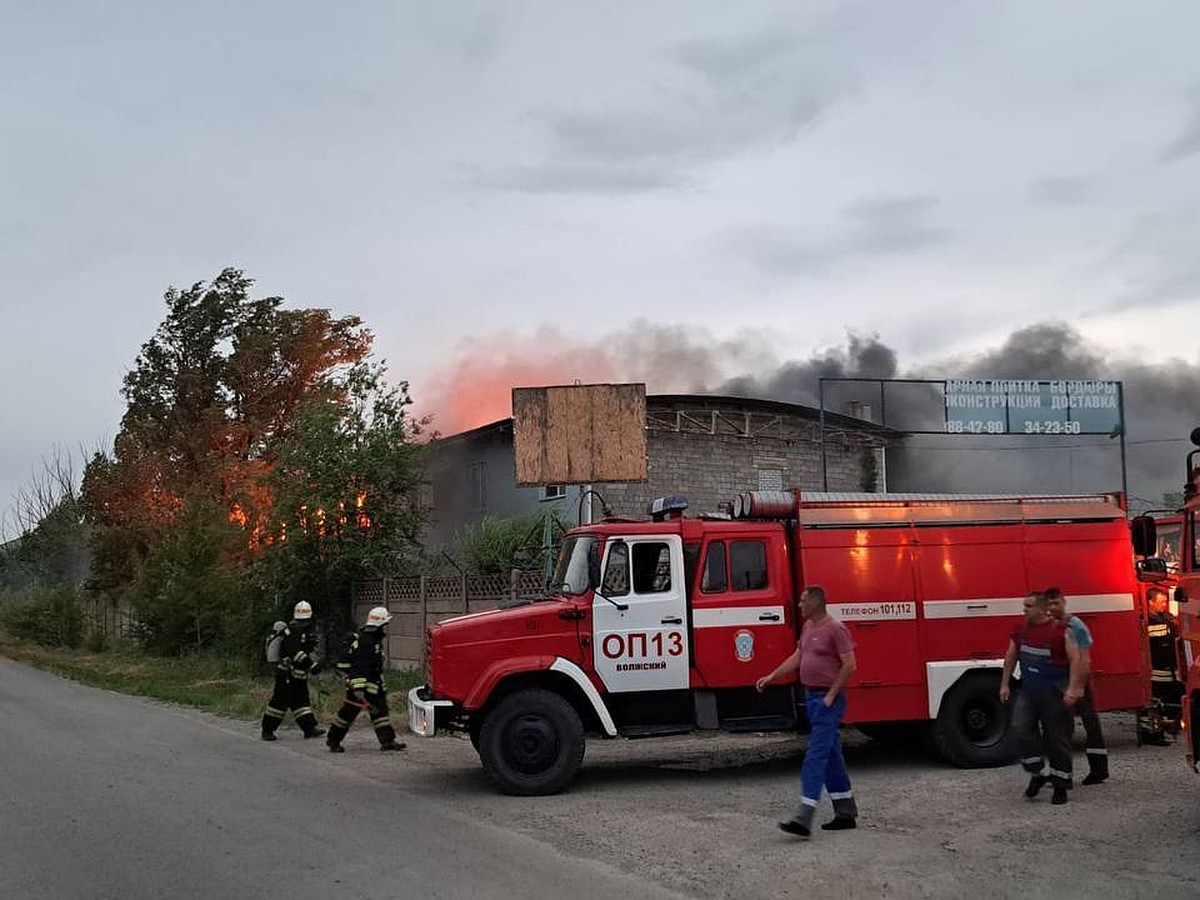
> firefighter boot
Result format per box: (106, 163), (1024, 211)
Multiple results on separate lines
(374, 720), (404, 751)
(325, 719), (350, 753)
(1051, 782), (1069, 805)
(1024, 775), (1048, 799)
(779, 803), (815, 838)
(261, 707), (284, 741)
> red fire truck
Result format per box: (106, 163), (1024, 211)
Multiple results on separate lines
(410, 490), (1149, 795)
(1138, 431), (1200, 771)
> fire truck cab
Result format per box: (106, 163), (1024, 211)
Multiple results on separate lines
(410, 490), (1148, 795)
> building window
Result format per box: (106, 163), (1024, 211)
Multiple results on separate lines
(417, 482), (434, 510)
(467, 461), (487, 511)
(758, 469), (783, 492)
(541, 484), (567, 501)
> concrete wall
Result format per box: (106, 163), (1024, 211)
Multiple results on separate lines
(424, 425), (582, 550)
(598, 408), (881, 518)
(423, 396), (890, 549)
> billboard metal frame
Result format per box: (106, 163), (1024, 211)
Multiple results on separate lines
(817, 377), (1127, 500)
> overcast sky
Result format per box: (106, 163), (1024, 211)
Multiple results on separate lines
(5, 1), (1200, 531)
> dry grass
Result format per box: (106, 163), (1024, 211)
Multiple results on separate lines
(0, 633), (424, 722)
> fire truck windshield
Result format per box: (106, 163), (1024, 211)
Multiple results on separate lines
(552, 535), (599, 596)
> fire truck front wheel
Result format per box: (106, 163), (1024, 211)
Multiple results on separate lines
(931, 674), (1016, 768)
(478, 688), (585, 796)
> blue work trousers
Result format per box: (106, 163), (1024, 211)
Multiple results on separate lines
(801, 689), (853, 809)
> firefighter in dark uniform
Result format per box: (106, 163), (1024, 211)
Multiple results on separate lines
(261, 601), (326, 741)
(1140, 587), (1183, 745)
(325, 606), (406, 753)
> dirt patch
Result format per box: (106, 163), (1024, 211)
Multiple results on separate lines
(250, 711), (1199, 900)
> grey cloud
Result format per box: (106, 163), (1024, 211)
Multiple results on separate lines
(477, 21), (851, 194)
(1158, 89), (1200, 163)
(718, 193), (948, 276)
(1029, 177), (1092, 206)
(673, 27), (804, 82)
(1104, 203), (1200, 310)
(844, 194), (948, 254)
(467, 162), (685, 194)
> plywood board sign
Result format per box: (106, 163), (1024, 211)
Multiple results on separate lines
(512, 383), (647, 485)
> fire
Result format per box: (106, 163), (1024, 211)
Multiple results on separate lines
(416, 329), (617, 435)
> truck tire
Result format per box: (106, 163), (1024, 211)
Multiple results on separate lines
(478, 688), (585, 796)
(931, 673), (1016, 768)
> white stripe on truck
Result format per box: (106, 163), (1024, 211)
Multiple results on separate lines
(693, 606), (787, 628)
(921, 593), (1133, 619)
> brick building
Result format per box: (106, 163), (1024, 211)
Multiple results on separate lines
(424, 393), (896, 550)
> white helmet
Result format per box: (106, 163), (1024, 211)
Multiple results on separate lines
(366, 606), (392, 627)
(293, 601), (313, 620)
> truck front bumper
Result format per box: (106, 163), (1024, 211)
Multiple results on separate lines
(407, 686), (455, 737)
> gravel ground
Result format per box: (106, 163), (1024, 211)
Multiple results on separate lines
(255, 710), (1196, 900)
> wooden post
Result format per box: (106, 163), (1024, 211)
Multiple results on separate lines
(419, 575), (428, 672)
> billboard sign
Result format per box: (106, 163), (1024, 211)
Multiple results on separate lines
(944, 379), (1121, 436)
(512, 383), (647, 485)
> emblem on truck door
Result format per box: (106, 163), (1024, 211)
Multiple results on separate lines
(734, 629), (755, 662)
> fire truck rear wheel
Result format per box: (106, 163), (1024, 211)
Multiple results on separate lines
(931, 674), (1016, 768)
(478, 688), (585, 796)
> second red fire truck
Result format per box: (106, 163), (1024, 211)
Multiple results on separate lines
(410, 490), (1149, 794)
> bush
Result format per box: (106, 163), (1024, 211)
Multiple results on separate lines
(456, 512), (566, 575)
(124, 498), (255, 656)
(0, 585), (84, 648)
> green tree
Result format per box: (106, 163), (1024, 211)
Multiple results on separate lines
(258, 362), (426, 628)
(80, 268), (418, 653)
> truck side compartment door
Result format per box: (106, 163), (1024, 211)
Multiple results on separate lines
(593, 535), (690, 693)
(798, 525), (924, 722)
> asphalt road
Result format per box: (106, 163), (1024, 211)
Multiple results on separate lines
(0, 657), (689, 900)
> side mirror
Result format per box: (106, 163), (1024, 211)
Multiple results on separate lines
(1131, 515), (1158, 558)
(1175, 586), (1189, 605)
